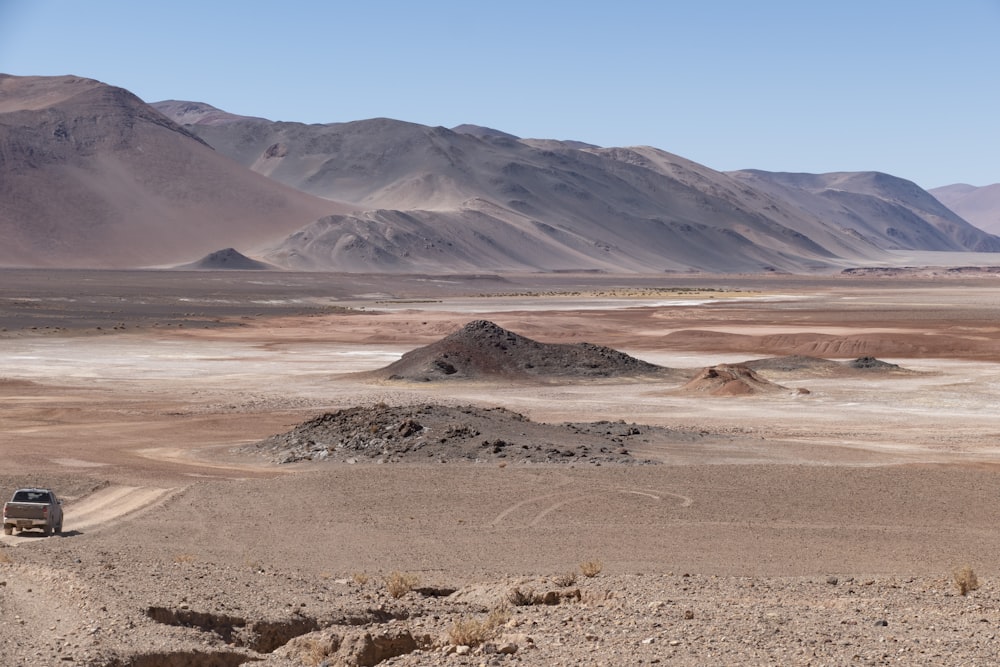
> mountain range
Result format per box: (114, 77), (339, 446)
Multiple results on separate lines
(2, 74), (997, 272)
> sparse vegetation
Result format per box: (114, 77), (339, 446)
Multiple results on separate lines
(954, 565), (980, 596)
(507, 586), (537, 607)
(242, 556), (263, 571)
(385, 571), (420, 598)
(172, 553), (195, 564)
(447, 607), (510, 646)
(0, 549), (12, 565)
(352, 572), (370, 586)
(299, 636), (334, 667)
(507, 585), (581, 606)
(552, 572), (577, 587)
(579, 560), (603, 578)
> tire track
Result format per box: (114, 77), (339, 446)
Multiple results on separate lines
(0, 485), (178, 544)
(492, 485), (693, 528)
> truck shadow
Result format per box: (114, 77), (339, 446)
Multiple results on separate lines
(6, 529), (82, 539)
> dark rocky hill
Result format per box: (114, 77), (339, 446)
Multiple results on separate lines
(173, 248), (276, 270)
(373, 320), (674, 382)
(244, 403), (660, 465)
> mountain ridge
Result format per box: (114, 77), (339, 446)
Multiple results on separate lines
(0, 73), (995, 272)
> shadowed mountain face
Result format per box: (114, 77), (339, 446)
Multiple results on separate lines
(930, 183), (1000, 235)
(0, 75), (347, 268)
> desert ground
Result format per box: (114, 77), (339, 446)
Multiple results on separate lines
(2, 268), (1000, 666)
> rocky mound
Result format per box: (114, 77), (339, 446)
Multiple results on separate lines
(743, 355), (842, 373)
(680, 363), (797, 396)
(848, 356), (902, 371)
(375, 320), (670, 382)
(739, 355), (911, 381)
(175, 247), (276, 270)
(242, 403), (668, 465)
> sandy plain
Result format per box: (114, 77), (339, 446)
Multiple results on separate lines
(2, 268), (1000, 666)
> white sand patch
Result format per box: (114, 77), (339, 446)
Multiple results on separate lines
(50, 458), (107, 468)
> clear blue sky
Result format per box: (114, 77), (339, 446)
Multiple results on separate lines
(2, 1), (998, 188)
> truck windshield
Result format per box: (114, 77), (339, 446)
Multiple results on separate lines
(12, 491), (50, 503)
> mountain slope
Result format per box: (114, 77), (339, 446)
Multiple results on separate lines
(0, 75), (348, 268)
(157, 108), (909, 273)
(930, 183), (1000, 235)
(728, 171), (1000, 253)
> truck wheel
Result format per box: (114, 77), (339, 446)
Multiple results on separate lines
(3, 525), (11, 535)
(55, 523), (62, 535)
(43, 524), (52, 537)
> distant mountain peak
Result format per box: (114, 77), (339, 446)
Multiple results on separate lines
(450, 124), (521, 141)
(151, 100), (267, 126)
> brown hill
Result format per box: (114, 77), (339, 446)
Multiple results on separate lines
(374, 320), (673, 382)
(662, 328), (1000, 360)
(0, 75), (350, 268)
(680, 364), (795, 396)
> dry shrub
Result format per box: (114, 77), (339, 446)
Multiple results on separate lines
(352, 572), (370, 586)
(299, 637), (332, 667)
(0, 549), (12, 565)
(954, 565), (980, 596)
(552, 572), (577, 587)
(507, 586), (580, 606)
(507, 586), (537, 607)
(579, 560), (603, 578)
(243, 557), (263, 572)
(447, 607), (510, 646)
(173, 553), (195, 564)
(385, 571), (420, 598)
(286, 633), (341, 667)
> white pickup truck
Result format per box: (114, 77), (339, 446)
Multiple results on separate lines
(3, 488), (63, 536)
